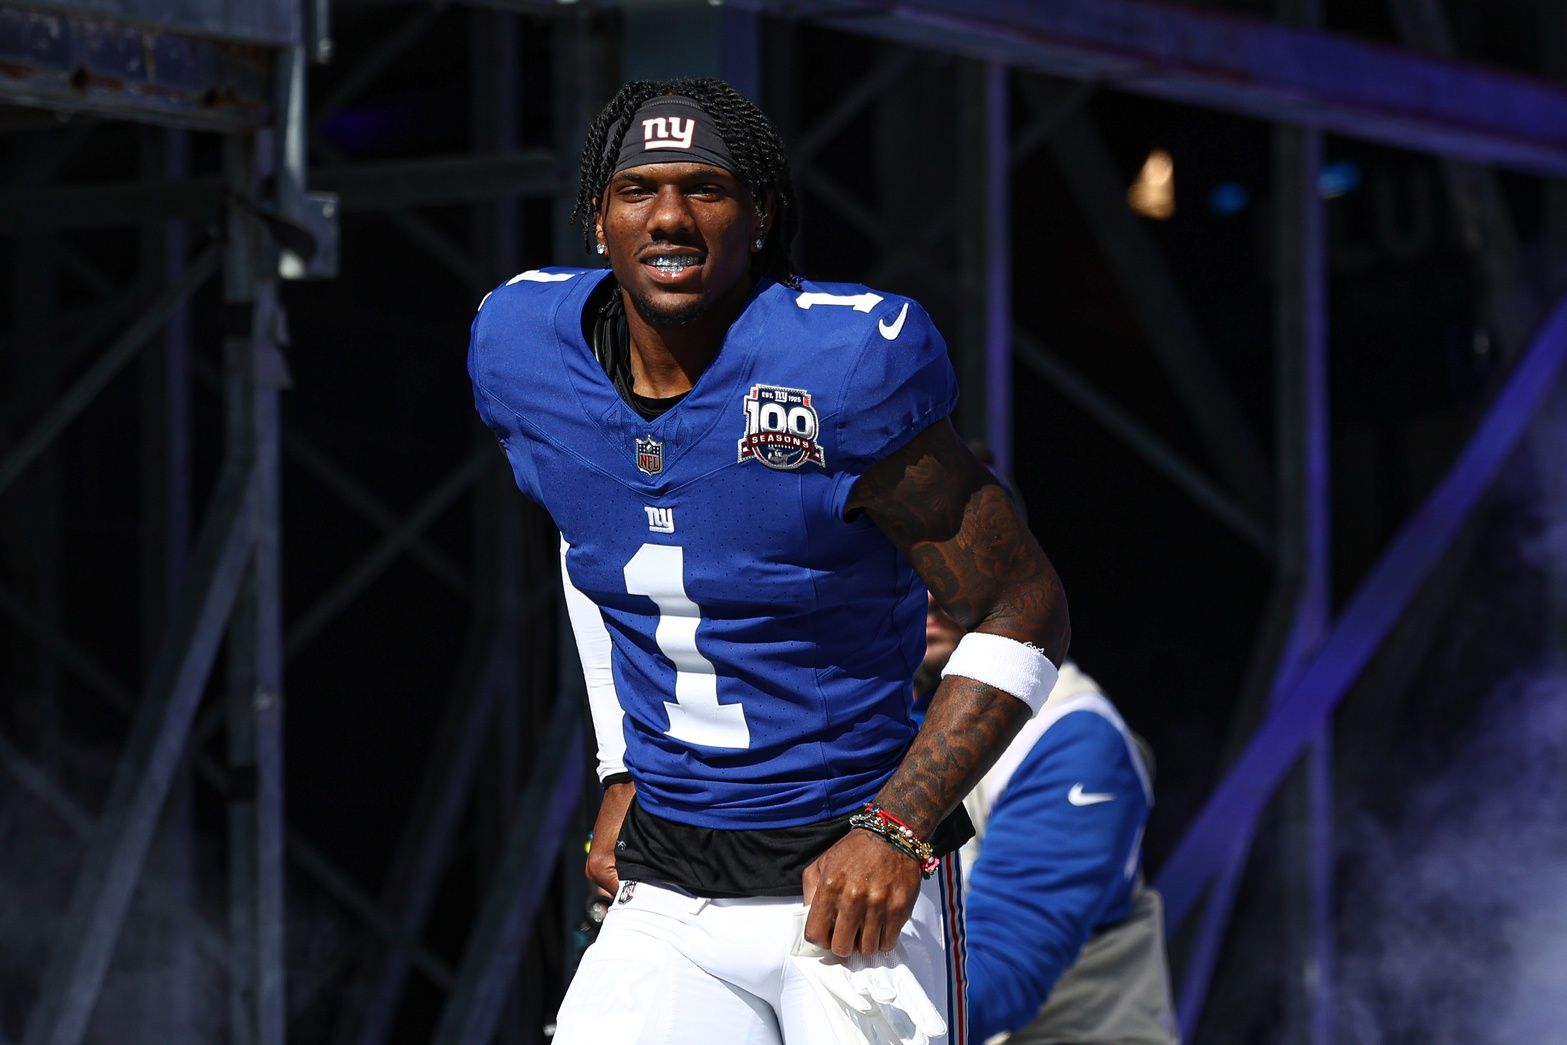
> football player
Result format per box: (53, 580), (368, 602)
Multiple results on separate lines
(469, 78), (1070, 1044)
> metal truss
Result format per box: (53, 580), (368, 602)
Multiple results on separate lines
(0, 6), (275, 132)
(750, 0), (1567, 176)
(7, 136), (286, 1045)
(1156, 291), (1567, 1018)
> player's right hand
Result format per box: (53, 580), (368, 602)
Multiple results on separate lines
(802, 827), (923, 957)
(586, 781), (635, 894)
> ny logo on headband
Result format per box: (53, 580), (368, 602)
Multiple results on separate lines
(642, 116), (695, 150)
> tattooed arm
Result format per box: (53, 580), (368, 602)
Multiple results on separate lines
(802, 418), (1070, 957)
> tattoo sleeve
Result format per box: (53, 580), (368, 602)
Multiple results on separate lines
(847, 418), (1071, 837)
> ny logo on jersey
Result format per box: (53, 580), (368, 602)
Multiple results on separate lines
(642, 116), (695, 150)
(644, 506), (675, 533)
(635, 435), (664, 476)
(738, 384), (825, 471)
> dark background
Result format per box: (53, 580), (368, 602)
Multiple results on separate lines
(3, 1), (1566, 1041)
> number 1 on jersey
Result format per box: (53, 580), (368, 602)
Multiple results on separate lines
(623, 543), (751, 749)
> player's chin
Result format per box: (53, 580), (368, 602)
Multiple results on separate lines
(628, 286), (711, 326)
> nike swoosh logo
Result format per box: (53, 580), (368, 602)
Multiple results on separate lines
(878, 302), (910, 341)
(1068, 783), (1116, 806)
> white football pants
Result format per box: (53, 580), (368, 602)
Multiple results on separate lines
(553, 861), (967, 1045)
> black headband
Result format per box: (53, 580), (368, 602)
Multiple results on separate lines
(613, 95), (738, 175)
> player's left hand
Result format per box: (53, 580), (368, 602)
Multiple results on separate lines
(802, 829), (923, 957)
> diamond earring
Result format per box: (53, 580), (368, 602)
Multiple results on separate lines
(753, 237), (765, 250)
(595, 243), (607, 255)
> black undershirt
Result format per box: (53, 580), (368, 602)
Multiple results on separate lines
(617, 799), (973, 899)
(586, 275), (973, 896)
(630, 389), (687, 420)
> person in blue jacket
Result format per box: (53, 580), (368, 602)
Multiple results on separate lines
(918, 592), (1178, 1044)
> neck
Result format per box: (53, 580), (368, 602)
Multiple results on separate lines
(621, 278), (753, 398)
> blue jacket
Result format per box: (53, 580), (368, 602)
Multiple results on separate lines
(954, 663), (1154, 1041)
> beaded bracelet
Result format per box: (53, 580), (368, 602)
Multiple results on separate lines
(848, 803), (940, 879)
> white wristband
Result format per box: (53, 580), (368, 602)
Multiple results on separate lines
(939, 631), (1060, 715)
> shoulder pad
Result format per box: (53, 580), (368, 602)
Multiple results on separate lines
(477, 267), (595, 312)
(780, 281), (932, 357)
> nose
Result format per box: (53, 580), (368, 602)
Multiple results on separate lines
(647, 185), (696, 240)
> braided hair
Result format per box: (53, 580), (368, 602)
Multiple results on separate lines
(570, 77), (802, 289)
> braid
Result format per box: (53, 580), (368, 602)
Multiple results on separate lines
(570, 78), (802, 289)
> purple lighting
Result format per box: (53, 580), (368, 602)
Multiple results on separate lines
(1157, 291), (1567, 932)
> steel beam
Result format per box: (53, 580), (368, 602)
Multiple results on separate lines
(0, 243), (220, 499)
(0, 583), (132, 708)
(0, 293), (142, 403)
(430, 701), (585, 1045)
(138, 128), (196, 674)
(753, 0), (1567, 176)
(791, 52), (916, 167)
(280, 830), (457, 991)
(1178, 57), (1334, 1038)
(1157, 290), (1567, 931)
(1013, 331), (1271, 553)
(1174, 824), (1251, 1040)
(1388, 0), (1535, 352)
(282, 430), (469, 597)
(471, 19), (530, 1041)
(313, 137), (487, 287)
(1273, 73), (1333, 1045)
(4, 218), (63, 753)
(955, 62), (989, 446)
(550, 7), (613, 263)
(283, 448), (488, 660)
(22, 0), (296, 45)
(0, 731), (231, 973)
(1, 575), (459, 992)
(829, 56), (1258, 517)
(981, 62), (1012, 475)
(866, 74), (1084, 292)
(23, 463), (257, 1045)
(0, 153), (560, 235)
(136, 124), (198, 1044)
(327, 148), (560, 209)
(1030, 80), (1271, 513)
(188, 352), (472, 598)
(617, 2), (758, 93)
(310, 6), (439, 127)
(222, 131), (288, 1045)
(0, 6), (273, 132)
(332, 632), (507, 1045)
(1541, 0), (1567, 656)
(53, 241), (119, 299)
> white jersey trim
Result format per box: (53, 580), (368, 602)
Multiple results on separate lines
(560, 535), (628, 781)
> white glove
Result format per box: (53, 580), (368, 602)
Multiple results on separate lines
(789, 912), (948, 1045)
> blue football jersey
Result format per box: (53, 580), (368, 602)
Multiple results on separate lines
(469, 268), (957, 829)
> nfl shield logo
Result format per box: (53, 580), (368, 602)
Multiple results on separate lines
(635, 435), (664, 476)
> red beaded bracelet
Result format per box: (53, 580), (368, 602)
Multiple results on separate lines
(848, 803), (940, 879)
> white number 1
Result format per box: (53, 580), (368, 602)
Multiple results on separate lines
(623, 543), (750, 749)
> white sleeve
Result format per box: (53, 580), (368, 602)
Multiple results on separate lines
(559, 536), (627, 781)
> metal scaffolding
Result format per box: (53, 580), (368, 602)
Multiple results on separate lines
(2, 0), (1563, 1041)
